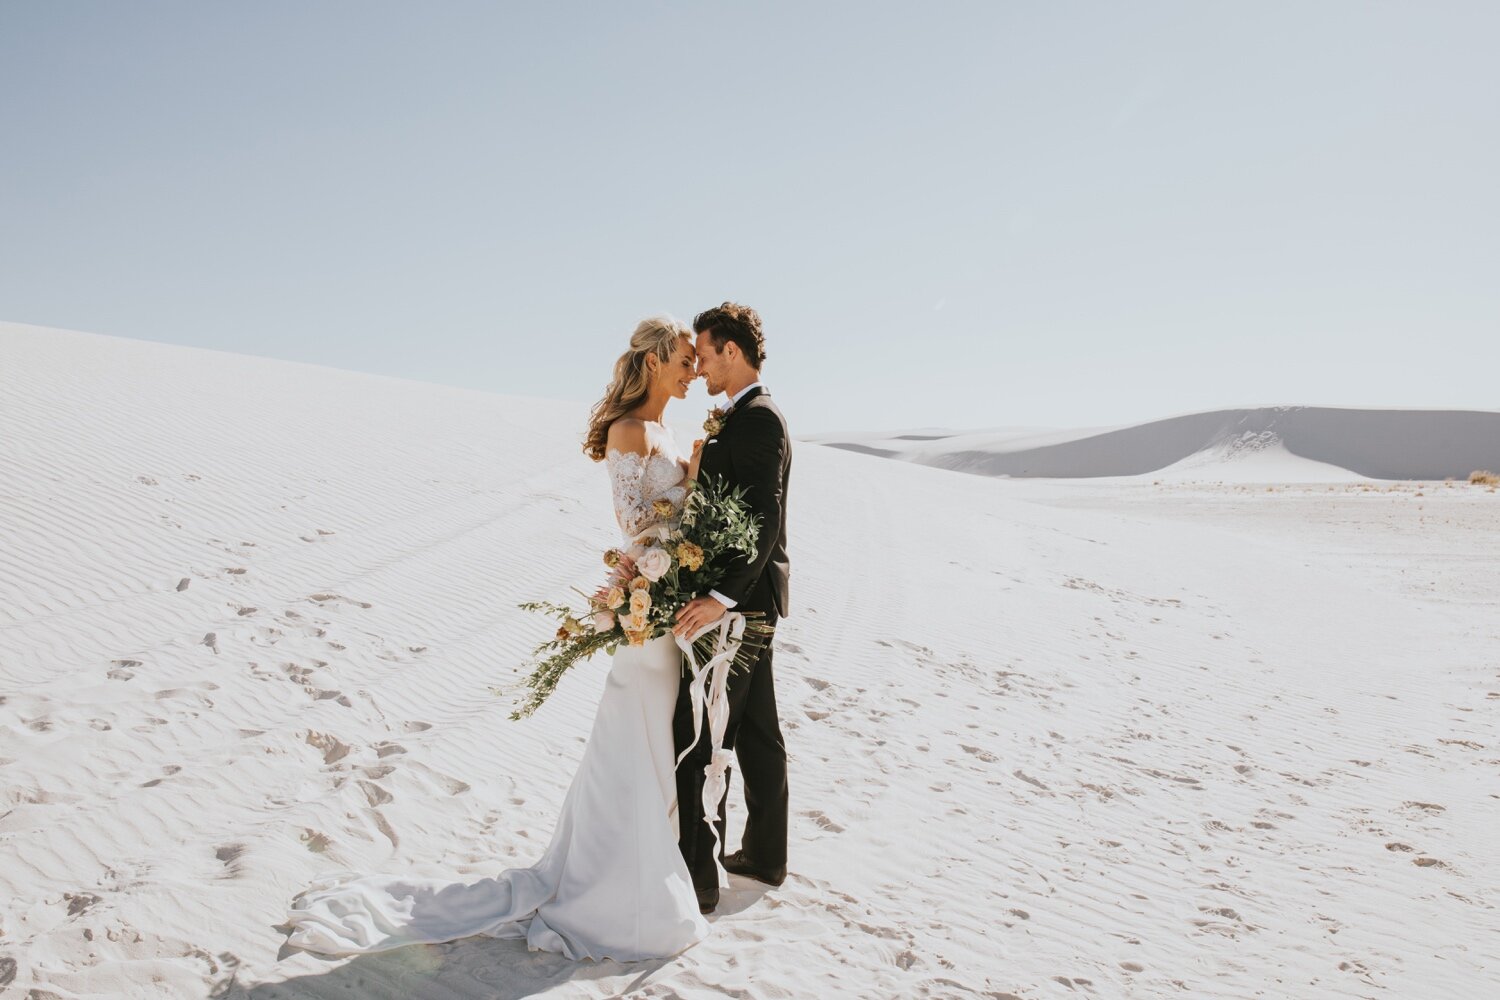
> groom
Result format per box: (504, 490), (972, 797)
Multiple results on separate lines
(671, 301), (792, 915)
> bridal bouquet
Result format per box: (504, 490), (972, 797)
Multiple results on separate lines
(507, 478), (774, 720)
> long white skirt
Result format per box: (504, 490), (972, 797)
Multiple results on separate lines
(284, 633), (710, 962)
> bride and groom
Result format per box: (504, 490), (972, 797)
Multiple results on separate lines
(284, 302), (792, 961)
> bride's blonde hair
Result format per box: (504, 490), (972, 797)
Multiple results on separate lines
(583, 315), (692, 461)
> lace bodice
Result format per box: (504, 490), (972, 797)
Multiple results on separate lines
(606, 436), (688, 545)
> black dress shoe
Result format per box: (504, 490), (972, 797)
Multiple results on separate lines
(721, 851), (787, 887)
(696, 887), (718, 914)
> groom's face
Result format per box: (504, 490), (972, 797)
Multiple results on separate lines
(694, 331), (729, 396)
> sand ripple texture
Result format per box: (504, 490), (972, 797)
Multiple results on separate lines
(2, 321), (1497, 999)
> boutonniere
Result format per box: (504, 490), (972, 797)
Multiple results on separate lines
(703, 406), (728, 437)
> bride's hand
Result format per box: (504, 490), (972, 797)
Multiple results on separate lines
(687, 439), (704, 481)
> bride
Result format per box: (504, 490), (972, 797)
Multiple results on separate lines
(283, 316), (712, 961)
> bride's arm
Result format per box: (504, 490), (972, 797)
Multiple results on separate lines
(605, 419), (657, 539)
(686, 438), (704, 483)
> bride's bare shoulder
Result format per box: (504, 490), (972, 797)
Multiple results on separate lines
(605, 418), (650, 458)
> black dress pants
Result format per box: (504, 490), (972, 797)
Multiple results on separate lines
(673, 620), (788, 892)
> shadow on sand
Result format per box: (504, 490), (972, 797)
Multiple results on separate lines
(221, 886), (768, 999)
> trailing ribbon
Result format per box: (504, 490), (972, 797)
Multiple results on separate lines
(674, 612), (748, 890)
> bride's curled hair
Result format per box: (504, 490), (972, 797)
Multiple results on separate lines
(583, 315), (692, 461)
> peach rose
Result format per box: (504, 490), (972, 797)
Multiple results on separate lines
(636, 547), (672, 582)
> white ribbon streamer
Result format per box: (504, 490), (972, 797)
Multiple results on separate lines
(674, 612), (748, 890)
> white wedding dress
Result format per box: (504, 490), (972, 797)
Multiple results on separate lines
(284, 435), (710, 961)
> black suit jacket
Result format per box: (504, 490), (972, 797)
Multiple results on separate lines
(696, 385), (791, 618)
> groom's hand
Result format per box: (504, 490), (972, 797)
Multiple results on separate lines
(672, 595), (727, 638)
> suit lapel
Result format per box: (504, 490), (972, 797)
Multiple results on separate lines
(701, 387), (767, 483)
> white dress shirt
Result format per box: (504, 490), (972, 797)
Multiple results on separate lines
(726, 381), (763, 409)
(709, 381), (765, 609)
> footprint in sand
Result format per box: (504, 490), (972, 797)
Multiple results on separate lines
(140, 764), (183, 788)
(307, 592), (373, 609)
(154, 685), (216, 703)
(64, 892), (103, 916)
(1013, 769), (1049, 791)
(359, 780), (394, 807)
(304, 731), (351, 764)
(959, 744), (997, 764)
(299, 829), (332, 853)
(215, 844), (247, 879)
(804, 810), (845, 834)
(1052, 976), (1095, 989)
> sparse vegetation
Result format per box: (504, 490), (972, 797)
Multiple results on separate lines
(1469, 470), (1499, 486)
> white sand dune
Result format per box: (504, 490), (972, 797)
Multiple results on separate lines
(3, 320), (1498, 998)
(811, 406), (1500, 481)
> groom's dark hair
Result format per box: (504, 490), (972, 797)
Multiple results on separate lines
(694, 302), (766, 370)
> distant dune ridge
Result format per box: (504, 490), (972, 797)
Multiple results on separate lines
(812, 406), (1500, 481)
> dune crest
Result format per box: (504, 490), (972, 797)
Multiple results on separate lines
(814, 405), (1500, 481)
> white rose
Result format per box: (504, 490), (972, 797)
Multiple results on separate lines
(636, 547), (673, 582)
(591, 610), (615, 633)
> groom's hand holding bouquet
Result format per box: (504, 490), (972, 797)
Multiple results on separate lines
(507, 478), (772, 720)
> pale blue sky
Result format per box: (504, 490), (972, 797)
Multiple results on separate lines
(2, 2), (1496, 432)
